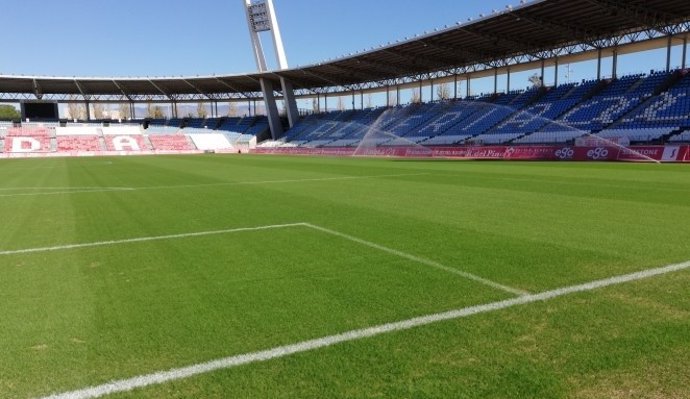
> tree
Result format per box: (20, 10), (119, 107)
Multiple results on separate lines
(147, 103), (165, 119)
(93, 103), (106, 119)
(118, 103), (131, 120)
(410, 88), (421, 104)
(0, 104), (20, 120)
(228, 102), (238, 117)
(67, 102), (86, 120)
(436, 83), (451, 101)
(196, 102), (208, 118)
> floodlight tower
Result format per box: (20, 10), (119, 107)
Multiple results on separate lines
(244, 0), (299, 139)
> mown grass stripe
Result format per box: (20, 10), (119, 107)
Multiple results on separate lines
(39, 259), (690, 399)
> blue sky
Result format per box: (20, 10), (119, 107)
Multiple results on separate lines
(0, 0), (686, 110)
(0, 0), (522, 77)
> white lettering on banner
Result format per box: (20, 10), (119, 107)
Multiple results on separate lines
(662, 146), (680, 161)
(554, 147), (575, 160)
(587, 147), (609, 160)
(112, 136), (140, 151)
(12, 137), (41, 152)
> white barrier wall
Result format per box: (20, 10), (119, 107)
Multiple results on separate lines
(55, 126), (100, 136)
(101, 126), (142, 135)
(189, 134), (234, 150)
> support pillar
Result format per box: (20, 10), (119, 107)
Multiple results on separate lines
(351, 91), (355, 110)
(453, 74), (458, 99)
(597, 48), (602, 80)
(507, 68), (511, 93)
(430, 80), (435, 101)
(554, 58), (559, 87)
(666, 35), (673, 72)
(466, 76), (471, 98)
(540, 60), (545, 84)
(279, 78), (299, 127)
(254, 78), (283, 140)
(396, 86), (400, 106)
(493, 68), (498, 94)
(419, 80), (423, 103)
(360, 91), (364, 110)
(611, 49), (618, 79)
(386, 86), (390, 107)
(683, 36), (688, 69)
(130, 102), (135, 120)
(85, 101), (91, 121)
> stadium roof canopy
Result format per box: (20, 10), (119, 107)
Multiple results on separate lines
(1, 0), (690, 102)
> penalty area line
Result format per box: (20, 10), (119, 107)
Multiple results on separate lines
(39, 259), (690, 399)
(0, 223), (306, 256)
(303, 223), (529, 296)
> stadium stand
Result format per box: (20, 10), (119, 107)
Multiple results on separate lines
(4, 127), (54, 152)
(104, 135), (152, 151)
(2, 72), (689, 155)
(57, 136), (102, 152)
(148, 134), (197, 151)
(271, 69), (690, 148)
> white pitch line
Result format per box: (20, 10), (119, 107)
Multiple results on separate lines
(304, 223), (529, 296)
(39, 259), (690, 399)
(0, 219), (525, 296)
(0, 223), (305, 256)
(0, 173), (427, 198)
(0, 187), (133, 191)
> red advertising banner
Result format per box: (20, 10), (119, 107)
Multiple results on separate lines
(0, 140), (687, 162)
(253, 145), (690, 162)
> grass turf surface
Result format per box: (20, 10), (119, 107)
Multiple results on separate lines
(0, 155), (689, 398)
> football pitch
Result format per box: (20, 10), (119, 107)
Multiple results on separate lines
(1, 154), (689, 399)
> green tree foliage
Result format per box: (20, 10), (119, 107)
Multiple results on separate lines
(0, 105), (20, 120)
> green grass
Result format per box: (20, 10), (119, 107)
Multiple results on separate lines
(0, 155), (689, 398)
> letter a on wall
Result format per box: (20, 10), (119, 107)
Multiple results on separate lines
(12, 137), (41, 152)
(113, 136), (140, 151)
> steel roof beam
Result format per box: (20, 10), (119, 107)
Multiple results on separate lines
(32, 79), (43, 100)
(417, 39), (496, 68)
(73, 79), (90, 100)
(510, 12), (604, 45)
(299, 69), (352, 91)
(381, 48), (450, 71)
(350, 58), (410, 77)
(322, 63), (383, 82)
(457, 26), (541, 53)
(147, 79), (173, 101)
(583, 0), (680, 32)
(112, 80), (134, 102)
(181, 78), (214, 100)
(213, 77), (253, 99)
